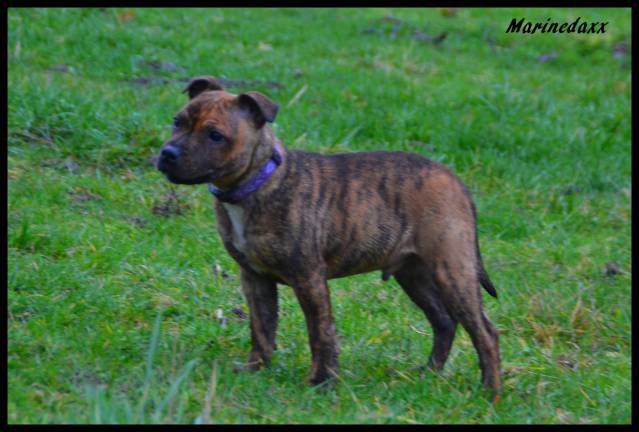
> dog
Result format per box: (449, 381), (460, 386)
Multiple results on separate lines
(156, 76), (501, 398)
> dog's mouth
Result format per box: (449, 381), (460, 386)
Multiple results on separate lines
(163, 171), (216, 185)
(155, 156), (214, 185)
(156, 164), (213, 186)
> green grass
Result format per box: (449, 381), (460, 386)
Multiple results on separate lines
(8, 7), (631, 424)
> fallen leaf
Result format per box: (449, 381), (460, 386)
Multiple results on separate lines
(440, 8), (458, 17)
(69, 187), (101, 203)
(231, 307), (248, 320)
(380, 15), (403, 23)
(128, 216), (148, 228)
(117, 10), (136, 24)
(612, 41), (629, 59)
(411, 30), (447, 45)
(614, 81), (628, 92)
(604, 261), (621, 276)
(538, 52), (558, 63)
(63, 158), (79, 172)
(556, 408), (575, 423)
(47, 64), (76, 74)
(136, 59), (184, 73)
(152, 191), (188, 217)
(556, 354), (576, 370)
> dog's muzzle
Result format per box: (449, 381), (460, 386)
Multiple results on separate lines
(157, 145), (180, 172)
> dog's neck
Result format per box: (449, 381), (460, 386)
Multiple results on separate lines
(208, 135), (286, 205)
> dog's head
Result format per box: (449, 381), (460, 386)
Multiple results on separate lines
(156, 76), (279, 187)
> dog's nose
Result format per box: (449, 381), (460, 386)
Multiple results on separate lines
(160, 146), (180, 162)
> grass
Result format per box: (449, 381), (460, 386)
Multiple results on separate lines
(7, 7), (631, 424)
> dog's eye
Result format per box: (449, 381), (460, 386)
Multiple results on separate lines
(209, 131), (225, 142)
(173, 117), (181, 129)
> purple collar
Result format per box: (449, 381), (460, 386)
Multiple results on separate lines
(208, 141), (283, 204)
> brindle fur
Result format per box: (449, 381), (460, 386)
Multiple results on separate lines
(156, 76), (502, 398)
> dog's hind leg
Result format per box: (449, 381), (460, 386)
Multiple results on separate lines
(432, 256), (501, 398)
(394, 261), (458, 371)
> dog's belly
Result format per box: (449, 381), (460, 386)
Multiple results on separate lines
(323, 217), (414, 279)
(228, 216), (413, 282)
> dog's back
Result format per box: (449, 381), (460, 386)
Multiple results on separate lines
(274, 150), (479, 280)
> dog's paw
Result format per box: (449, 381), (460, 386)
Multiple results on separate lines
(309, 367), (338, 388)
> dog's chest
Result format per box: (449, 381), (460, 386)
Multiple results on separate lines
(222, 203), (248, 253)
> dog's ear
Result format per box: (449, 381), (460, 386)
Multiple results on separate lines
(237, 91), (279, 128)
(183, 76), (224, 99)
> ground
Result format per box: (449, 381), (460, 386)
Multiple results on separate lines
(8, 8), (631, 424)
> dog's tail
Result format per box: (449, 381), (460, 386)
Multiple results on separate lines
(469, 198), (498, 299)
(478, 258), (497, 298)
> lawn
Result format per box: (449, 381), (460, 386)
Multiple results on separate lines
(7, 7), (631, 424)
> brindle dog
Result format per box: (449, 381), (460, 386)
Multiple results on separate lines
(156, 76), (501, 398)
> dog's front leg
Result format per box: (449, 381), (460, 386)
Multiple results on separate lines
(291, 271), (340, 385)
(236, 267), (278, 372)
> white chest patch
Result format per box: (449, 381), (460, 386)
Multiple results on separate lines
(222, 203), (247, 253)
